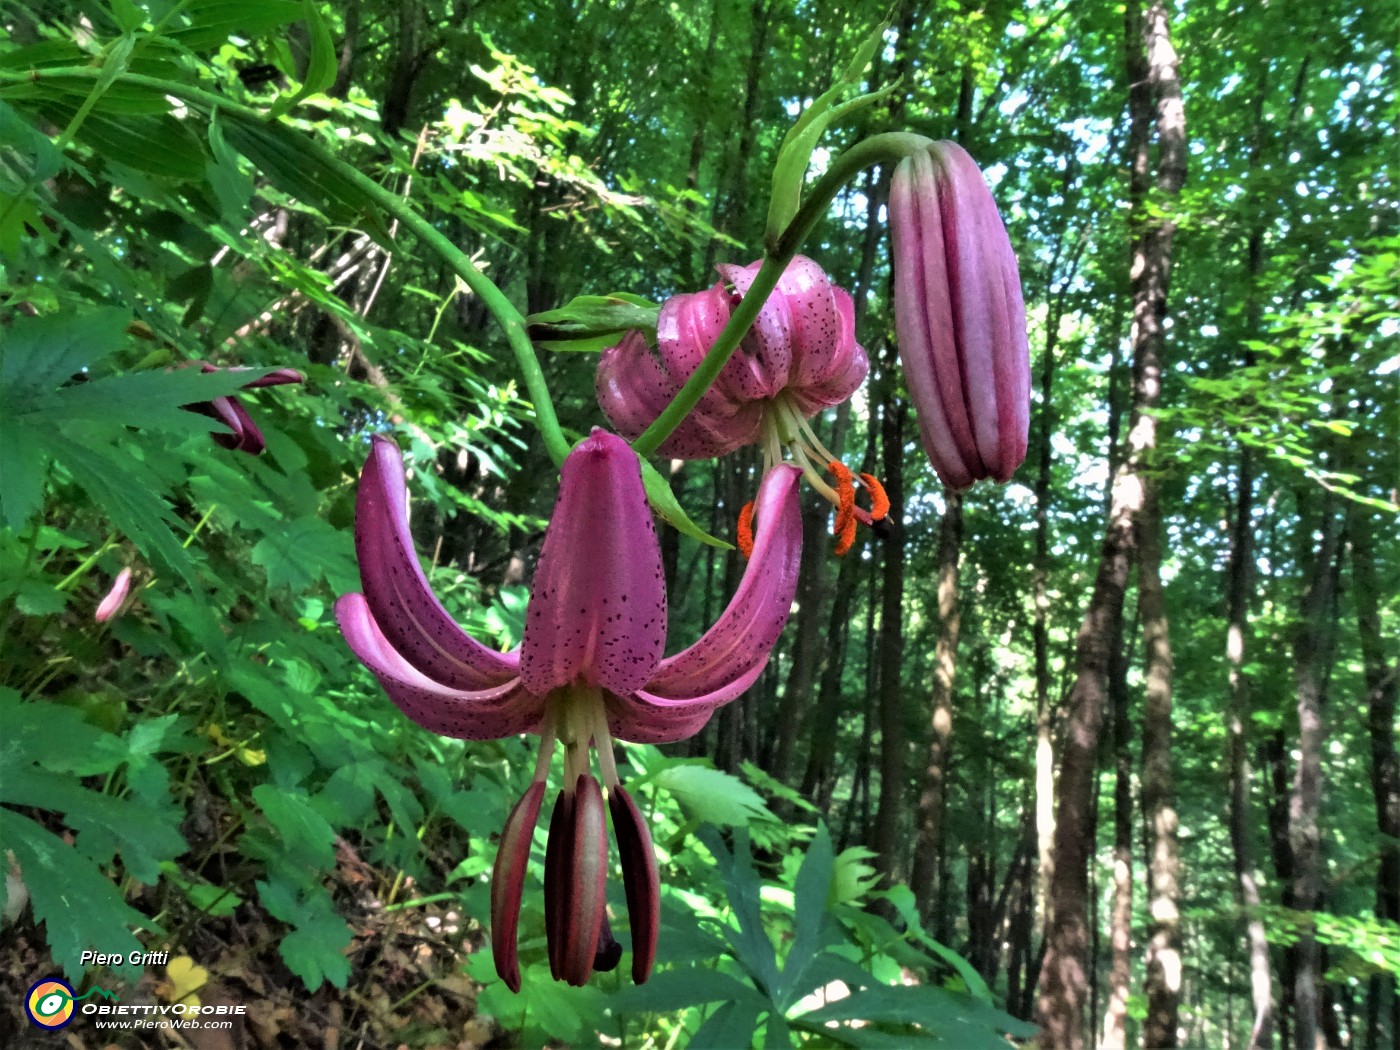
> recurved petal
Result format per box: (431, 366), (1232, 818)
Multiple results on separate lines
(520, 430), (667, 697)
(655, 283), (733, 385)
(609, 785), (659, 984)
(491, 781), (546, 993)
(716, 260), (793, 400)
(336, 593), (541, 739)
(354, 436), (520, 689)
(610, 463), (802, 743)
(242, 367), (304, 388)
(596, 332), (754, 459)
(891, 151), (977, 489)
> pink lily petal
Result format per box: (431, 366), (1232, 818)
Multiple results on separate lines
(596, 332), (758, 459)
(336, 593), (540, 739)
(717, 260), (794, 399)
(520, 430), (667, 697)
(354, 436), (520, 690)
(610, 463), (802, 742)
(242, 367), (304, 388)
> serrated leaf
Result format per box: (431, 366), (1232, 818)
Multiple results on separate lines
(251, 784), (336, 870)
(778, 823), (835, 1009)
(657, 764), (770, 825)
(44, 433), (196, 585)
(1, 809), (149, 981)
(0, 307), (129, 396)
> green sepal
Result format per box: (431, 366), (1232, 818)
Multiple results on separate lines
(766, 23), (895, 242)
(639, 457), (734, 551)
(527, 292), (659, 352)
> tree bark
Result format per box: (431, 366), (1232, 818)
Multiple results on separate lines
(1102, 598), (1133, 1050)
(871, 347), (908, 887)
(1227, 445), (1277, 1050)
(1037, 2), (1184, 1044)
(1288, 489), (1342, 1050)
(1131, 5), (1186, 1043)
(1349, 510), (1398, 1050)
(911, 489), (963, 920)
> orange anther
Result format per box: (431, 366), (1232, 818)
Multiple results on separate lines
(827, 461), (856, 542)
(737, 501), (756, 560)
(859, 473), (890, 521)
(833, 510), (857, 556)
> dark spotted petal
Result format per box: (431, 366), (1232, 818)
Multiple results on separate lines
(520, 430), (666, 697)
(491, 781), (546, 993)
(336, 593), (542, 739)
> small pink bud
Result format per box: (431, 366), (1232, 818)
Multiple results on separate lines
(95, 567), (133, 623)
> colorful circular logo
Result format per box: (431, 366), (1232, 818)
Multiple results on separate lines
(25, 978), (76, 1029)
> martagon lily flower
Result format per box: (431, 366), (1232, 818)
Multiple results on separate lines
(889, 140), (1030, 489)
(183, 364), (303, 455)
(335, 429), (802, 990)
(596, 255), (886, 556)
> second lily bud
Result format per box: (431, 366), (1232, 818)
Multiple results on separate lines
(889, 140), (1029, 490)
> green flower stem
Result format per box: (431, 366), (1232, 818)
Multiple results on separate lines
(632, 132), (930, 458)
(2, 67), (572, 466)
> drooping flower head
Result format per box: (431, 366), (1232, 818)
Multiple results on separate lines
(596, 255), (886, 555)
(335, 429), (802, 990)
(889, 141), (1029, 489)
(184, 364), (304, 455)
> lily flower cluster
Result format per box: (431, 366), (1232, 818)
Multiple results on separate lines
(334, 135), (1028, 993)
(335, 430), (801, 988)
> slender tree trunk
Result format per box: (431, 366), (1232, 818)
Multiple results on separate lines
(1227, 446), (1277, 1050)
(1288, 490), (1342, 1050)
(1132, 5), (1186, 1042)
(1350, 511), (1398, 1050)
(1139, 479), (1181, 1050)
(911, 489), (963, 918)
(871, 354), (908, 887)
(1038, 2), (1184, 1044)
(1102, 601), (1133, 1050)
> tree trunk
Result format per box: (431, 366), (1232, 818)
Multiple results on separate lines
(1038, 2), (1184, 1044)
(1139, 479), (1181, 1050)
(1288, 490), (1342, 1050)
(1132, 4), (1186, 1043)
(1350, 510), (1398, 1050)
(1227, 445), (1277, 1050)
(911, 489), (963, 919)
(1102, 599), (1133, 1050)
(871, 347), (908, 887)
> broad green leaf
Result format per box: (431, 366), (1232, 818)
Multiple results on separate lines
(610, 967), (763, 1012)
(778, 823), (835, 1009)
(690, 999), (763, 1050)
(272, 1), (338, 115)
(0, 307), (128, 396)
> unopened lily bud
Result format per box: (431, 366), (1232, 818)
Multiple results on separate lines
(889, 141), (1029, 489)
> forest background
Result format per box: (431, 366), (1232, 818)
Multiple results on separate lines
(0, 0), (1395, 1048)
